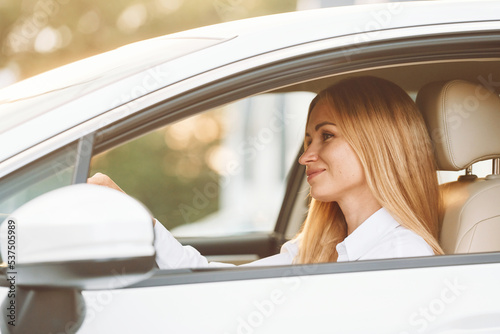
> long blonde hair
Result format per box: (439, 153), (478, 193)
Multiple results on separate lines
(296, 76), (444, 264)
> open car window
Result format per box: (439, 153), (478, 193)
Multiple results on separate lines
(90, 92), (313, 238)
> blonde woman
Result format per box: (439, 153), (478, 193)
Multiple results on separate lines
(89, 76), (443, 268)
(294, 76), (443, 264)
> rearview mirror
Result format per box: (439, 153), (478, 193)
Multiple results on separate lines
(0, 184), (156, 334)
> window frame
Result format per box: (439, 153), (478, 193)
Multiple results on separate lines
(86, 28), (500, 284)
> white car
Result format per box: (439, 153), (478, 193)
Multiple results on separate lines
(1, 1), (500, 333)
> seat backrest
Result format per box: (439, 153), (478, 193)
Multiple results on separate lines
(416, 80), (500, 254)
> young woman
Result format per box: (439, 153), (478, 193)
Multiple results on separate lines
(88, 76), (444, 268)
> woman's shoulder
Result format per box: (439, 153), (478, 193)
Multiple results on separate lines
(377, 225), (435, 258)
(360, 208), (434, 259)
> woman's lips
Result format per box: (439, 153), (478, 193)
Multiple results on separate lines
(306, 169), (324, 182)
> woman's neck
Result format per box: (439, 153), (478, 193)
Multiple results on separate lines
(338, 191), (382, 236)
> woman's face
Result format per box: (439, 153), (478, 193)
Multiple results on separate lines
(299, 99), (368, 203)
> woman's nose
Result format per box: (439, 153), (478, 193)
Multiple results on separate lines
(299, 145), (318, 165)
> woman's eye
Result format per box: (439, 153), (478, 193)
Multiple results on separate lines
(322, 133), (334, 141)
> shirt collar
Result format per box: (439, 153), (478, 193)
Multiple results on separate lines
(336, 207), (400, 261)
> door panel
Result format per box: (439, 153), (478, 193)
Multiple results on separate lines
(78, 256), (500, 333)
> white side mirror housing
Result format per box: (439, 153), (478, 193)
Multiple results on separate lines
(0, 183), (156, 289)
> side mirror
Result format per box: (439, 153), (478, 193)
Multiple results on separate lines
(0, 184), (156, 334)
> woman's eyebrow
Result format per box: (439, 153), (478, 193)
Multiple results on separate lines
(315, 121), (336, 131)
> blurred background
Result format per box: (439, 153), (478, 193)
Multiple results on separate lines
(0, 0), (421, 87)
(0, 0), (299, 86)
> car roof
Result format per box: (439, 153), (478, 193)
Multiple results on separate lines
(1, 0), (499, 163)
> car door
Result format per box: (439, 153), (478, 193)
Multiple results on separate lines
(78, 254), (500, 334)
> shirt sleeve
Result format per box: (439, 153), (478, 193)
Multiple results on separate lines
(242, 239), (298, 267)
(153, 220), (298, 269)
(153, 221), (235, 269)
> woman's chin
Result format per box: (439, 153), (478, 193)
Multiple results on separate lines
(309, 190), (335, 203)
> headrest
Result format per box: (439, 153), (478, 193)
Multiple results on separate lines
(416, 80), (500, 171)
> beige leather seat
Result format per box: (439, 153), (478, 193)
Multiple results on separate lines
(416, 80), (500, 254)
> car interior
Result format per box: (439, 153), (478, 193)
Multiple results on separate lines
(86, 58), (500, 266)
(271, 59), (500, 259)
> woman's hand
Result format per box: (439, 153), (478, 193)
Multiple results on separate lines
(87, 172), (126, 194)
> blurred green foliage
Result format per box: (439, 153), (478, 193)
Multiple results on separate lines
(89, 110), (225, 230)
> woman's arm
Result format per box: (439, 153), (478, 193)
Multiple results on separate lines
(88, 172), (296, 269)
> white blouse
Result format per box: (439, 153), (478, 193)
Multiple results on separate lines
(153, 207), (434, 269)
